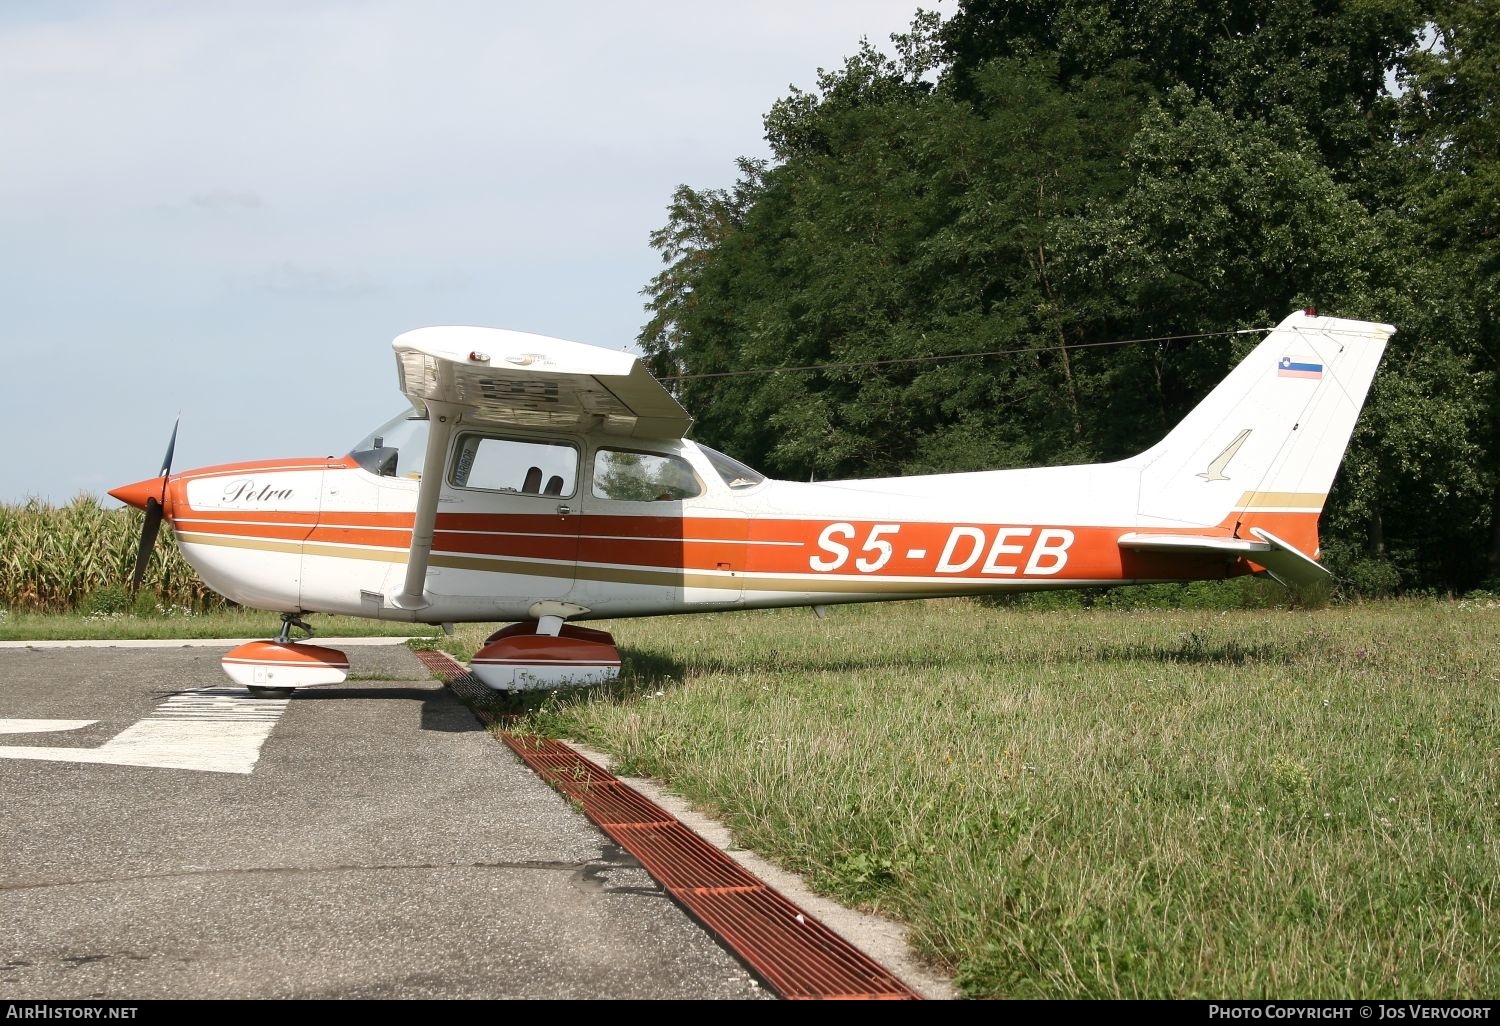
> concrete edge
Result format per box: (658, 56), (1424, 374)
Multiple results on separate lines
(561, 739), (963, 1001)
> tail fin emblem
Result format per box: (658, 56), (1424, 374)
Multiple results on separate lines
(1199, 429), (1251, 482)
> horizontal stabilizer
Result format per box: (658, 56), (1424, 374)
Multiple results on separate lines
(1117, 528), (1332, 591)
(1244, 527), (1333, 591)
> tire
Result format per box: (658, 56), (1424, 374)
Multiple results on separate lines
(246, 685), (295, 699)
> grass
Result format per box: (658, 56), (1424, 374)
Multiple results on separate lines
(439, 596), (1500, 1000)
(0, 608), (439, 642)
(5, 587), (1492, 997)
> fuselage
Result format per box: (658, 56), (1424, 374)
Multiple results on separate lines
(133, 431), (1299, 624)
(107, 312), (1396, 633)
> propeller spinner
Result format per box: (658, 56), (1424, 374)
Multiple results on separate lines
(109, 416), (180, 595)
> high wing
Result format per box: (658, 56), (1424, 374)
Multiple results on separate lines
(387, 327), (692, 610)
(392, 326), (691, 439)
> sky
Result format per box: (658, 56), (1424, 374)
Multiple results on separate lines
(0, 0), (938, 505)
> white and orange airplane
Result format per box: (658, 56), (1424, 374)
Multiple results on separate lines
(110, 309), (1392, 697)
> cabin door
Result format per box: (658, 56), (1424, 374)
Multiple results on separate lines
(430, 431), (582, 606)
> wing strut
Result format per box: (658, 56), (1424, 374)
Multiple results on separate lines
(393, 401), (459, 611)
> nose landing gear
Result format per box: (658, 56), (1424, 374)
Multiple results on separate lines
(222, 613), (351, 698)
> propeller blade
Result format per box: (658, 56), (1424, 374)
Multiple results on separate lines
(158, 415), (180, 482)
(131, 497), (164, 596)
(116, 417), (181, 597)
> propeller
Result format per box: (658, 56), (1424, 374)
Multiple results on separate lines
(109, 416), (180, 596)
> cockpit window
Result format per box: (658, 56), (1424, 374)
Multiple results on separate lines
(698, 444), (766, 489)
(349, 408), (429, 479)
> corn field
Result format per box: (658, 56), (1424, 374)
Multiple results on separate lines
(0, 497), (227, 613)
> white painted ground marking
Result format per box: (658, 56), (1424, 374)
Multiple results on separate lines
(0, 687), (290, 774)
(0, 720), (97, 735)
(0, 636), (417, 649)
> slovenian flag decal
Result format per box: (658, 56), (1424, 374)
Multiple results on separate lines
(1278, 356), (1323, 380)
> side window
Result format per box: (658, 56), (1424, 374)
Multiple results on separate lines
(592, 449), (703, 502)
(699, 444), (765, 490)
(450, 434), (578, 496)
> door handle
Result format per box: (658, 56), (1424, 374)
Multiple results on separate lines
(556, 504), (572, 515)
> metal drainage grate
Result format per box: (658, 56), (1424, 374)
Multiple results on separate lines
(415, 647), (922, 1001)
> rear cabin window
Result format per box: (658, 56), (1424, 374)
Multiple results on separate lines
(592, 449), (702, 502)
(450, 435), (578, 496)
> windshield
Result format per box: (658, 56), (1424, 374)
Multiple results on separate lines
(349, 408), (430, 479)
(697, 443), (766, 490)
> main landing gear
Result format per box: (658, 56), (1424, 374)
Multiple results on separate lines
(469, 614), (621, 692)
(221, 613), (351, 698)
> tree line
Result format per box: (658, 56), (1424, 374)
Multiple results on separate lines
(639, 1), (1498, 595)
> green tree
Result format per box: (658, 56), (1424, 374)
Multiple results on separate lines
(1399, 2), (1500, 582)
(941, 0), (1424, 193)
(643, 31), (1144, 480)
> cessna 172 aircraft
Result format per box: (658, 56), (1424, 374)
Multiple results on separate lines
(110, 309), (1392, 696)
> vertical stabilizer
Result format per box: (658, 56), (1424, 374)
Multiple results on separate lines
(1132, 310), (1392, 556)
